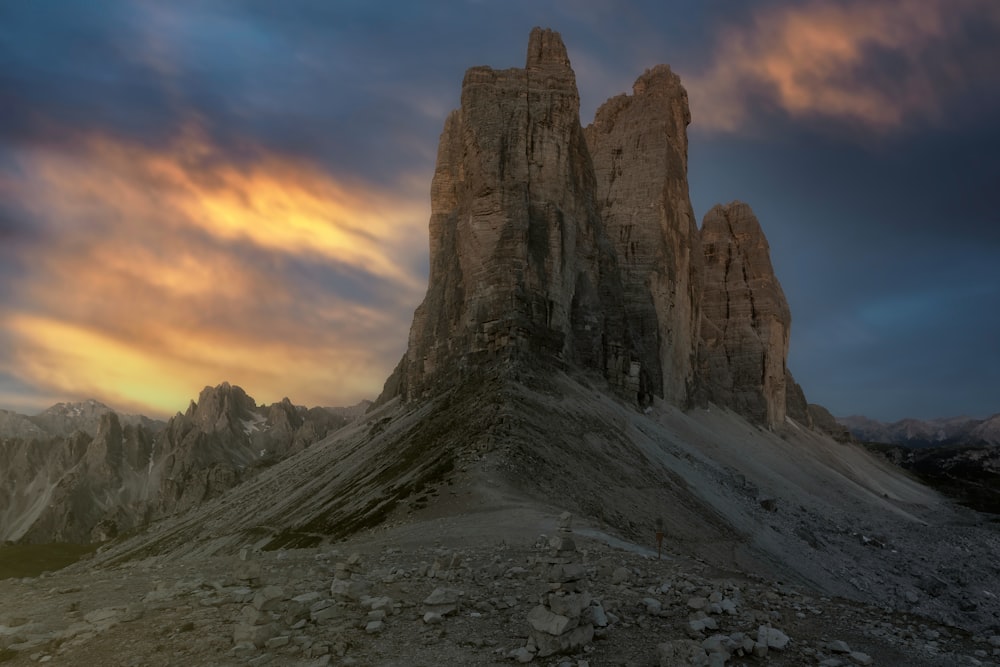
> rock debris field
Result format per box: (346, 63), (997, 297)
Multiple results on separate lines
(2, 514), (998, 667)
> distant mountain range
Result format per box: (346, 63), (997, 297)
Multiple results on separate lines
(0, 385), (369, 543)
(839, 413), (1000, 514)
(838, 414), (1000, 448)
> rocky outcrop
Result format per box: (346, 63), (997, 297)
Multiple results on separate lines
(0, 384), (354, 543)
(696, 202), (792, 428)
(784, 370), (812, 427)
(585, 65), (702, 405)
(808, 404), (853, 442)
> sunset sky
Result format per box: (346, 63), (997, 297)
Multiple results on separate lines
(2, 1), (998, 421)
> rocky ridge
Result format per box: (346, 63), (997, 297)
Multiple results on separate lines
(841, 414), (1000, 448)
(0, 384), (357, 544)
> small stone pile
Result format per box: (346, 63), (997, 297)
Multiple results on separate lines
(422, 587), (464, 624)
(329, 552), (370, 602)
(232, 585), (288, 650)
(522, 513), (595, 660)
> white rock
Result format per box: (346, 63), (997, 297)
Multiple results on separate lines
(423, 587), (463, 606)
(758, 626), (789, 651)
(642, 597), (662, 615)
(527, 605), (576, 636)
(253, 586), (285, 611)
(509, 646), (535, 663)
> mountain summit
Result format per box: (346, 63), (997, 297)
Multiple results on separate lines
(380, 28), (793, 428)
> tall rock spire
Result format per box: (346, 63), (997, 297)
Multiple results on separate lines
(378, 28), (803, 426)
(695, 202), (792, 428)
(585, 65), (703, 404)
(379, 28), (633, 402)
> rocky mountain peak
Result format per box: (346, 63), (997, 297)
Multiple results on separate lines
(30, 399), (116, 438)
(525, 26), (571, 71)
(185, 382), (257, 432)
(585, 62), (701, 404)
(380, 28), (812, 427)
(380, 26), (630, 403)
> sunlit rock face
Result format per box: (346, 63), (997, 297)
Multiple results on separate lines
(380, 29), (703, 406)
(695, 202), (792, 428)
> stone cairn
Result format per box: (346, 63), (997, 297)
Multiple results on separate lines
(523, 512), (595, 659)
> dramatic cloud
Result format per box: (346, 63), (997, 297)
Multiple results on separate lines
(0, 129), (428, 416)
(686, 0), (1000, 132)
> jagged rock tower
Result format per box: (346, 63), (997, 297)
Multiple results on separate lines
(380, 28), (703, 407)
(585, 65), (703, 405)
(380, 28), (803, 429)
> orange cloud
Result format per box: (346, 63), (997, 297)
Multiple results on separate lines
(685, 0), (1000, 132)
(23, 128), (428, 291)
(2, 313), (392, 417)
(2, 129), (429, 416)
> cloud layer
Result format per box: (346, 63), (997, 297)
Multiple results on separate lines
(685, 0), (1000, 132)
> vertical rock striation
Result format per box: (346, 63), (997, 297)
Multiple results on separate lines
(381, 27), (811, 429)
(696, 202), (791, 428)
(381, 29), (706, 406)
(383, 27), (632, 402)
(585, 65), (702, 404)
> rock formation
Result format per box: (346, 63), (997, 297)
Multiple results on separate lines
(695, 202), (792, 428)
(378, 28), (815, 427)
(808, 404), (853, 442)
(380, 28), (709, 408)
(381, 27), (635, 403)
(585, 64), (702, 405)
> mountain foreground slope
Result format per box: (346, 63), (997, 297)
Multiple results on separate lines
(3, 366), (999, 665)
(2, 27), (999, 667)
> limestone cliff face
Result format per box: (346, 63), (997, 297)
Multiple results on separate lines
(384, 28), (632, 402)
(381, 28), (811, 428)
(585, 65), (702, 404)
(696, 202), (791, 428)
(382, 29), (709, 405)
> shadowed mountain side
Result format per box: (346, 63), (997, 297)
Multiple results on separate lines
(85, 364), (1000, 631)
